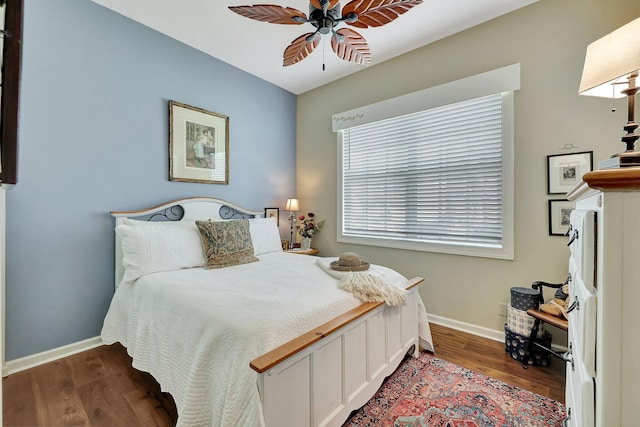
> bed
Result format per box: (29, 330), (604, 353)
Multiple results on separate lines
(101, 197), (433, 427)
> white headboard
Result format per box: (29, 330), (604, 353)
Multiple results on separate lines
(110, 197), (264, 287)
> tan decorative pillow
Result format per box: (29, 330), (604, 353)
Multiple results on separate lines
(196, 219), (259, 269)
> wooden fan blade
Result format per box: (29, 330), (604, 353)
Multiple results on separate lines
(228, 5), (306, 24)
(342, 0), (423, 28)
(331, 28), (372, 65)
(283, 33), (320, 66)
(309, 0), (340, 11)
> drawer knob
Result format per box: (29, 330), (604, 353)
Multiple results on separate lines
(563, 342), (574, 371)
(562, 407), (571, 427)
(564, 224), (573, 237)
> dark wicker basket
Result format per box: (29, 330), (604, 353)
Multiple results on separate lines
(504, 324), (552, 367)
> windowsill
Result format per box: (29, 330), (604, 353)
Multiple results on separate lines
(338, 235), (513, 260)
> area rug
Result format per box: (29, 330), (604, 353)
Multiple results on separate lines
(343, 352), (566, 427)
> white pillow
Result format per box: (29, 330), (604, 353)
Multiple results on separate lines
(249, 217), (283, 255)
(116, 219), (205, 283)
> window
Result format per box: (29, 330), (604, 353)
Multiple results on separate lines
(333, 65), (519, 259)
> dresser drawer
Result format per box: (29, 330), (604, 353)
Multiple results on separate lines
(567, 262), (597, 377)
(564, 346), (595, 427)
(568, 210), (596, 291)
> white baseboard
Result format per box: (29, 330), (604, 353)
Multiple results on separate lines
(3, 336), (103, 377)
(428, 313), (568, 352)
(428, 313), (506, 342)
(1, 314), (567, 377)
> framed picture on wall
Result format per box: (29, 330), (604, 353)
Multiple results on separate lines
(265, 208), (279, 226)
(547, 151), (593, 194)
(169, 100), (229, 184)
(548, 199), (575, 236)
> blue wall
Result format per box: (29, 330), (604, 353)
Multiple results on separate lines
(5, 0), (297, 360)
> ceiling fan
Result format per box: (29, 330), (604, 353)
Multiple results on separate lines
(229, 0), (423, 67)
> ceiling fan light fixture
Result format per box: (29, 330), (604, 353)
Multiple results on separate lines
(342, 12), (358, 23)
(305, 32), (320, 43)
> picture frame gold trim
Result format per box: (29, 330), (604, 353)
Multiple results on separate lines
(169, 100), (229, 184)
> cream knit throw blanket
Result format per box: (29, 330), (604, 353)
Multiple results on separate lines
(316, 258), (407, 306)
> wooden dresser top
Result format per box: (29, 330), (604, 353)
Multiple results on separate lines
(582, 167), (640, 192)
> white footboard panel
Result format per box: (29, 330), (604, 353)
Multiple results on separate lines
(257, 287), (419, 427)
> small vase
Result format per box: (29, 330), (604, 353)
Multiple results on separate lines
(301, 237), (312, 250)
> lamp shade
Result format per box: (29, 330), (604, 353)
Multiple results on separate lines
(579, 17), (640, 98)
(285, 198), (299, 211)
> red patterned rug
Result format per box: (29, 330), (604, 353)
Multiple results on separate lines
(343, 352), (566, 427)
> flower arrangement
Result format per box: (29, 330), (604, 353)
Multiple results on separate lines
(296, 212), (325, 239)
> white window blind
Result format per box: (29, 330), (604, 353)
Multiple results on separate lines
(339, 90), (514, 259)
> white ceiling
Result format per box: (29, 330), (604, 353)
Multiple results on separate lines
(91, 0), (538, 95)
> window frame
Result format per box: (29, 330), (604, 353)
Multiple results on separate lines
(334, 66), (518, 260)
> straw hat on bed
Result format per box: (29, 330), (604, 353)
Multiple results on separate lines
(330, 252), (370, 272)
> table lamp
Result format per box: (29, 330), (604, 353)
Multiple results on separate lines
(579, 17), (640, 167)
(285, 198), (299, 246)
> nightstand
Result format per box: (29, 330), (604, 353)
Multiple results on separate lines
(285, 248), (319, 255)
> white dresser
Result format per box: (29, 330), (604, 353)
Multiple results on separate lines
(565, 168), (640, 427)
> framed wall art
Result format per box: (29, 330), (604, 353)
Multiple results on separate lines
(548, 199), (575, 236)
(265, 207), (279, 226)
(547, 151), (593, 194)
(169, 100), (229, 184)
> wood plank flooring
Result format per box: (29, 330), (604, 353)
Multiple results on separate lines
(429, 323), (565, 402)
(3, 323), (565, 426)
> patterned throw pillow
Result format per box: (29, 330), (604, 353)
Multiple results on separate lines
(196, 219), (259, 269)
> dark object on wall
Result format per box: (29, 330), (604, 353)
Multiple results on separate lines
(546, 151), (593, 195)
(548, 199), (575, 236)
(0, 0), (23, 184)
(264, 207), (279, 226)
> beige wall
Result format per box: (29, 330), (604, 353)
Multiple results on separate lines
(296, 0), (640, 335)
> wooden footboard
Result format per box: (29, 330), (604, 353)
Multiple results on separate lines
(252, 277), (423, 427)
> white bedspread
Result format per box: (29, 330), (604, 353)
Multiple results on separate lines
(101, 252), (432, 427)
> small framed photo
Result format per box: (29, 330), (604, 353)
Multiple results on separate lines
(547, 151), (593, 194)
(264, 207), (280, 226)
(549, 199), (575, 236)
(169, 100), (229, 184)
(281, 240), (290, 251)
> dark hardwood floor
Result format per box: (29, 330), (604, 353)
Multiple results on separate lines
(3, 323), (565, 426)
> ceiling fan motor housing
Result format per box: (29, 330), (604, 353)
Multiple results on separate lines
(309, 5), (342, 34)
